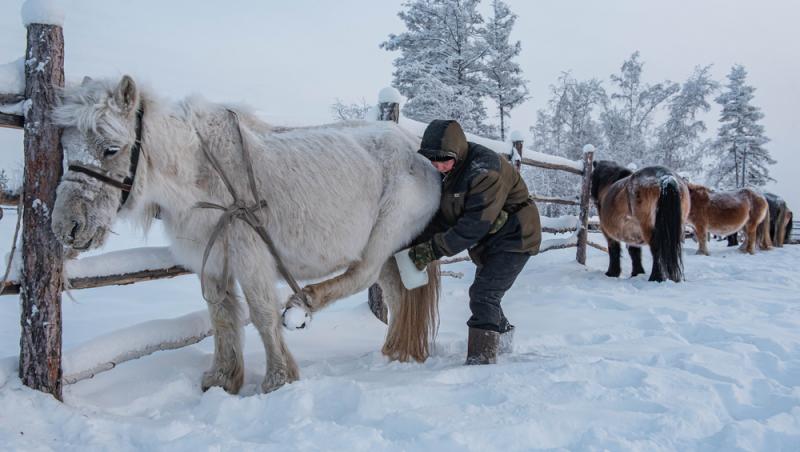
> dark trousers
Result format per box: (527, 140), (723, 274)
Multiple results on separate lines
(467, 250), (530, 333)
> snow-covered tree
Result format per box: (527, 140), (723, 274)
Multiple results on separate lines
(528, 73), (604, 216)
(381, 0), (491, 135)
(481, 0), (528, 141)
(653, 65), (718, 175)
(708, 65), (774, 188)
(330, 98), (371, 121)
(600, 52), (679, 166)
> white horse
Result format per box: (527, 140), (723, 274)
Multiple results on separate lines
(51, 75), (441, 394)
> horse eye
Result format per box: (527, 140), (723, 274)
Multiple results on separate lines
(104, 146), (121, 157)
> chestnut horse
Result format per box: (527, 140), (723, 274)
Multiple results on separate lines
(591, 161), (690, 282)
(687, 184), (769, 255)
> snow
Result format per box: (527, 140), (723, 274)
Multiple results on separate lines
(540, 215), (579, 231)
(21, 0), (65, 27)
(0, 58), (25, 95)
(509, 130), (524, 142)
(1, 207), (800, 449)
(399, 117), (584, 171)
(377, 86), (402, 104)
(0, 100), (24, 115)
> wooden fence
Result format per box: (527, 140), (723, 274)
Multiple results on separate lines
(0, 20), (598, 395)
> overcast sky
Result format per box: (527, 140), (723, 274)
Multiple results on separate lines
(1, 0), (797, 207)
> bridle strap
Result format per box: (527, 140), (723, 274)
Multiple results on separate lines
(67, 108), (144, 210)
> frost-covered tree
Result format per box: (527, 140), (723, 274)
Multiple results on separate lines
(708, 65), (774, 188)
(481, 0), (528, 141)
(381, 0), (491, 135)
(653, 65), (718, 175)
(330, 98), (371, 121)
(528, 73), (604, 216)
(600, 52), (679, 166)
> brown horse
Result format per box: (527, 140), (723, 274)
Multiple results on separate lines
(591, 161), (690, 282)
(687, 184), (769, 255)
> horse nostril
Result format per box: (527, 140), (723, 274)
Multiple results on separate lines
(69, 221), (81, 241)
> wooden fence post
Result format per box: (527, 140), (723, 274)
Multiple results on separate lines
(576, 145), (594, 265)
(19, 19), (66, 400)
(368, 87), (402, 324)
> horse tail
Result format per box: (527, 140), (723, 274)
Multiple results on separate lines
(654, 175), (684, 282)
(382, 262), (440, 362)
(757, 200), (772, 249)
(785, 211), (794, 244)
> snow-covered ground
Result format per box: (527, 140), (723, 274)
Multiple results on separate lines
(0, 213), (799, 451)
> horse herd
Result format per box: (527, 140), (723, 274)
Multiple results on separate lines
(591, 160), (794, 283)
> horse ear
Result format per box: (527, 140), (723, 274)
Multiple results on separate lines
(114, 75), (139, 116)
(81, 76), (92, 86)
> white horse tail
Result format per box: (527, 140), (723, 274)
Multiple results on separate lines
(381, 261), (440, 362)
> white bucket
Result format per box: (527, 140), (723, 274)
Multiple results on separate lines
(394, 248), (429, 290)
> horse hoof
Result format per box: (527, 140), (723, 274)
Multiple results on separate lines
(262, 370), (297, 393)
(605, 270), (621, 278)
(201, 368), (243, 394)
(282, 305), (311, 330)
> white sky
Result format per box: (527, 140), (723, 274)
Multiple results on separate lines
(0, 0), (797, 207)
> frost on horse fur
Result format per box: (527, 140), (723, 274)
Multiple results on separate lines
(50, 75), (442, 394)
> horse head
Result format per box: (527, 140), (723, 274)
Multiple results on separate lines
(51, 75), (143, 251)
(590, 160), (632, 202)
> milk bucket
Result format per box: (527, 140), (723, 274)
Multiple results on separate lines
(394, 248), (429, 290)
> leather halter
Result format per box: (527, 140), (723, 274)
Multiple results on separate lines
(68, 108), (144, 210)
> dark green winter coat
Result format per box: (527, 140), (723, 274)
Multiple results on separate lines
(418, 120), (541, 263)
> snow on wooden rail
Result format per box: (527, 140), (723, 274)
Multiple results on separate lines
(1, 247), (190, 295)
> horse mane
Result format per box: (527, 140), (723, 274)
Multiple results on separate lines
(591, 160), (633, 201)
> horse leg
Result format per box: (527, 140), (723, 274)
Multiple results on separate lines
(604, 235), (622, 278)
(694, 223), (709, 256)
(236, 265), (299, 393)
(201, 273), (244, 394)
(628, 245), (645, 276)
(283, 204), (418, 326)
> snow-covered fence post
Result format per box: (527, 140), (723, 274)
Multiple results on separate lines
(509, 130), (523, 171)
(575, 145), (594, 265)
(18, 1), (66, 401)
(368, 87), (403, 324)
(377, 86), (401, 123)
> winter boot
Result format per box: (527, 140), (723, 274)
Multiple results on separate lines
(499, 324), (515, 354)
(465, 327), (499, 365)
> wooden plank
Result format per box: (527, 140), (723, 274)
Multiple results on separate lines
(19, 22), (66, 400)
(576, 149), (594, 265)
(0, 93), (24, 105)
(2, 266), (191, 295)
(531, 194), (580, 206)
(0, 112), (24, 129)
(521, 157), (583, 175)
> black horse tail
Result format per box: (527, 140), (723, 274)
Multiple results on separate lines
(654, 175), (684, 282)
(785, 211), (794, 244)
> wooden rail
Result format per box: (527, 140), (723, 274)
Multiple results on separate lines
(0, 112), (24, 129)
(521, 157), (582, 175)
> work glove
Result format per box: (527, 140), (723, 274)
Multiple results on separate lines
(409, 241), (436, 271)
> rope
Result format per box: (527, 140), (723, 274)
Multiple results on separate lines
(0, 196), (23, 295)
(194, 110), (302, 302)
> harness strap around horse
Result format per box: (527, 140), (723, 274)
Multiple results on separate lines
(194, 110), (302, 301)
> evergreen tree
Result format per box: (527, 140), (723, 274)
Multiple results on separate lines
(709, 64), (774, 188)
(482, 0), (528, 141)
(381, 0), (491, 134)
(528, 73), (604, 216)
(600, 52), (679, 166)
(653, 65), (718, 174)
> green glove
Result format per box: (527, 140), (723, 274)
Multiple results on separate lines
(409, 241), (436, 271)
